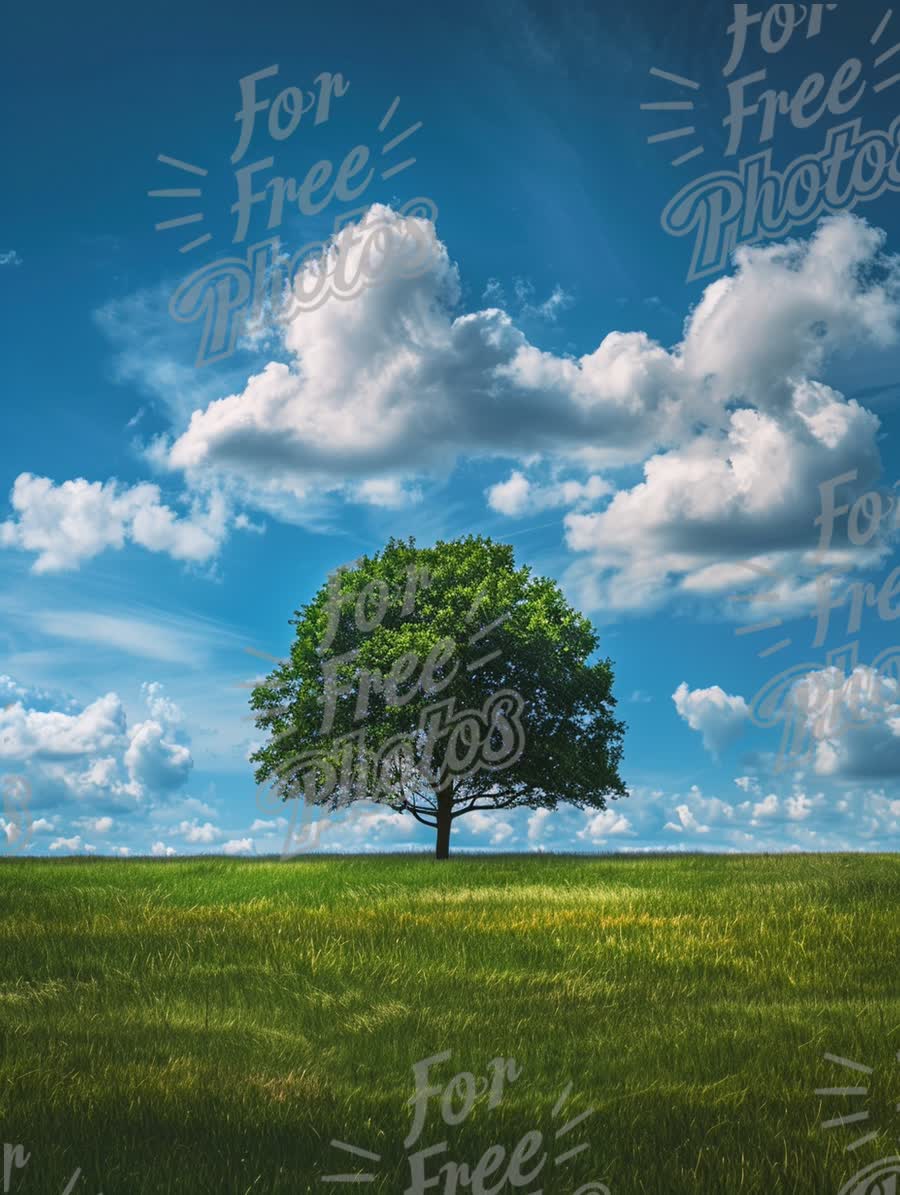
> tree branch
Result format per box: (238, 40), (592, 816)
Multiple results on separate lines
(451, 791), (524, 816)
(404, 803), (439, 828)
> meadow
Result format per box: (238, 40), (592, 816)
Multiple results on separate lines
(0, 853), (897, 1194)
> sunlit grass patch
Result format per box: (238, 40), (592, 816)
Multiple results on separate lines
(0, 853), (896, 1193)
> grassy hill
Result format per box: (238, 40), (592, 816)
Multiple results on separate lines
(0, 853), (897, 1193)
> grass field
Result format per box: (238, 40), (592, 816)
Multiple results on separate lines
(0, 853), (897, 1194)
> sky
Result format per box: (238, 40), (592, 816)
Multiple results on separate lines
(3, 0), (900, 857)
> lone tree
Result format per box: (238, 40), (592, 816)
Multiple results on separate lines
(250, 535), (626, 859)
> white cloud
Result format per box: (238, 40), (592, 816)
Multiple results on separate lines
(354, 478), (422, 508)
(681, 217), (898, 407)
(752, 794), (779, 820)
(23, 606), (233, 666)
(697, 663), (900, 780)
(625, 779), (896, 851)
(0, 250), (21, 267)
(174, 820), (223, 844)
(151, 841), (177, 857)
(319, 807), (410, 850)
(0, 817), (26, 846)
(564, 377), (884, 613)
(557, 217), (899, 613)
(486, 471), (531, 517)
(0, 676), (78, 714)
(466, 811), (515, 845)
(124, 721), (192, 794)
(673, 682), (750, 756)
(0, 693), (126, 761)
(0, 474), (229, 573)
(80, 208), (900, 607)
(785, 664), (900, 778)
(122, 682), (193, 796)
(664, 804), (710, 833)
(577, 808), (632, 843)
(249, 817), (288, 833)
(0, 680), (193, 811)
(785, 793), (819, 820)
(486, 471), (612, 517)
(521, 283), (572, 323)
(483, 278), (573, 324)
(222, 837), (253, 855)
(50, 835), (86, 852)
(527, 808), (552, 845)
(182, 213), (894, 494)
(85, 816), (113, 834)
(142, 682), (183, 726)
(165, 210), (896, 513)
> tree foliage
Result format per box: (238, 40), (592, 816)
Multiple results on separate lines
(250, 535), (626, 858)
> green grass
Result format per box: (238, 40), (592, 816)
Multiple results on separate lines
(0, 853), (897, 1193)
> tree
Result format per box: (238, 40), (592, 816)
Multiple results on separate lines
(250, 535), (626, 859)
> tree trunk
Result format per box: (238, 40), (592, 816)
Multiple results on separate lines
(435, 784), (453, 860)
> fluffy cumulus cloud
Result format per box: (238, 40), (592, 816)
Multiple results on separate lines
(173, 820), (225, 844)
(526, 808), (553, 845)
(664, 804), (710, 834)
(10, 208), (897, 587)
(679, 216), (898, 407)
(0, 676), (79, 714)
(128, 208), (897, 620)
(650, 779), (895, 850)
(465, 810), (516, 846)
(778, 663), (900, 779)
(124, 720), (192, 795)
(532, 219), (894, 612)
(0, 815), (28, 849)
(577, 807), (633, 844)
(672, 682), (751, 756)
(486, 471), (612, 517)
(249, 817), (288, 834)
(677, 662), (900, 780)
(353, 478), (422, 509)
(80, 816), (114, 834)
(221, 837), (254, 855)
(27, 777), (889, 857)
(119, 682), (193, 797)
(0, 474), (230, 573)
(445, 783), (895, 851)
(155, 211), (896, 518)
(0, 692), (126, 761)
(563, 377), (886, 613)
(50, 835), (95, 853)
(159, 205), (688, 503)
(287, 806), (413, 853)
(0, 680), (194, 832)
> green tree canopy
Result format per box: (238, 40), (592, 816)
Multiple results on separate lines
(250, 535), (626, 858)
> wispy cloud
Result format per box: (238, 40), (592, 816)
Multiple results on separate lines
(0, 593), (246, 668)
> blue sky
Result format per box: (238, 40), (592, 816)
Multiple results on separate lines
(3, 0), (900, 856)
